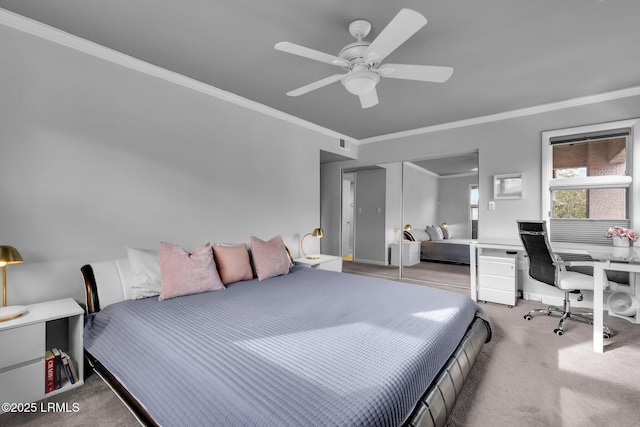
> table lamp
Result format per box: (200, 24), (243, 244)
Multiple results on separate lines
(402, 224), (412, 241)
(0, 245), (25, 322)
(300, 228), (324, 259)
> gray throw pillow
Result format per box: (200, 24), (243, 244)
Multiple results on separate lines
(426, 225), (443, 241)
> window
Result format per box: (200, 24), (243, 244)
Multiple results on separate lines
(470, 184), (479, 206)
(551, 136), (629, 221)
(551, 188), (626, 220)
(542, 120), (640, 245)
(470, 184), (478, 239)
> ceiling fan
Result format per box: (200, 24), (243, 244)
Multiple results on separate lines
(275, 8), (453, 109)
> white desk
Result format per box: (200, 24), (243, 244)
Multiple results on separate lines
(470, 240), (640, 353)
(591, 252), (640, 353)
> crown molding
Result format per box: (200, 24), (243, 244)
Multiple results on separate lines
(439, 171), (478, 179)
(0, 8), (357, 145)
(405, 161), (476, 179)
(358, 85), (640, 145)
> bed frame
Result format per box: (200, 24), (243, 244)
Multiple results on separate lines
(81, 260), (491, 427)
(420, 240), (472, 264)
(403, 231), (474, 264)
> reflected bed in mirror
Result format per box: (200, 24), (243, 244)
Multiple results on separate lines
(401, 152), (478, 288)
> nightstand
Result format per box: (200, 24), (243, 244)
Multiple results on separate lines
(294, 255), (343, 272)
(0, 298), (84, 411)
(390, 241), (421, 266)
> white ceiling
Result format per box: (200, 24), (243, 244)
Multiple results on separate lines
(2, 0), (640, 141)
(412, 152), (478, 177)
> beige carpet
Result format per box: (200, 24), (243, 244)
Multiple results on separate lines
(3, 264), (639, 426)
(0, 368), (140, 426)
(449, 298), (640, 426)
(343, 260), (471, 288)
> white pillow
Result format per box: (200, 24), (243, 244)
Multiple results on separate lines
(409, 229), (430, 242)
(127, 247), (163, 299)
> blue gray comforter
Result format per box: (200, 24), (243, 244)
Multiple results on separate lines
(85, 267), (487, 426)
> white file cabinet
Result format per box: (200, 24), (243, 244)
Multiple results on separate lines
(390, 241), (421, 266)
(478, 250), (518, 307)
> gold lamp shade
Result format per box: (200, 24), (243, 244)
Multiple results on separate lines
(300, 228), (324, 259)
(1, 246), (25, 321)
(0, 246), (23, 267)
(404, 224), (412, 231)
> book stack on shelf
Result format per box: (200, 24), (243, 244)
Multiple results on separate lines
(44, 347), (79, 394)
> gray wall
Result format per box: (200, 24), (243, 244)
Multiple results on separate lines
(383, 163), (402, 265)
(437, 174), (478, 239)
(354, 169), (386, 264)
(320, 162), (343, 257)
(403, 163), (438, 230)
(0, 23), (342, 305)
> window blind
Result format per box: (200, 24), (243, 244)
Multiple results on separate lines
(550, 218), (630, 245)
(549, 128), (630, 145)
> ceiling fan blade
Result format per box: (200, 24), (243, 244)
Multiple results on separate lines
(377, 64), (453, 82)
(364, 9), (427, 64)
(275, 42), (348, 67)
(359, 88), (379, 109)
(286, 74), (345, 96)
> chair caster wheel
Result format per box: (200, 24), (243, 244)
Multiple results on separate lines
(603, 333), (611, 339)
(524, 314), (533, 321)
(554, 328), (563, 336)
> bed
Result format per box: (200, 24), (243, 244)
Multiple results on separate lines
(403, 229), (474, 264)
(82, 259), (491, 427)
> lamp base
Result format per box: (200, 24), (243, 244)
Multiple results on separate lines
(0, 305), (27, 322)
(306, 255), (321, 260)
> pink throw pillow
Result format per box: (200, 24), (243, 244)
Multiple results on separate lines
(250, 235), (290, 281)
(212, 245), (254, 285)
(158, 242), (224, 300)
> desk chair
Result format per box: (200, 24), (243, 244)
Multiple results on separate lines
(517, 220), (611, 338)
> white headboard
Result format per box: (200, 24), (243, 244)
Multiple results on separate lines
(81, 258), (132, 313)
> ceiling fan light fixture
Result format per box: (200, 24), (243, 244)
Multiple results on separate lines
(342, 70), (380, 96)
(276, 9), (452, 106)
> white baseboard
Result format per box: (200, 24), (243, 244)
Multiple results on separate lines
(353, 258), (388, 266)
(522, 292), (564, 307)
(522, 291), (612, 310)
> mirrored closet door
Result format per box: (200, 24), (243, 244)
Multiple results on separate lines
(400, 153), (478, 289)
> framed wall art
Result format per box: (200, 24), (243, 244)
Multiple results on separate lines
(494, 173), (524, 199)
